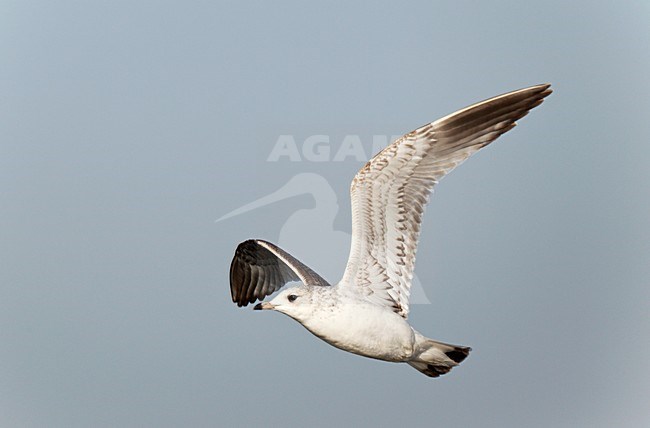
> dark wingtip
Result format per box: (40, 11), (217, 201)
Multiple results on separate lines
(535, 83), (553, 99)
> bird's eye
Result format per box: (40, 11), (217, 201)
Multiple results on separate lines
(288, 294), (298, 302)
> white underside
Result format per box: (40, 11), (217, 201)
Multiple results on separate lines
(297, 298), (417, 362)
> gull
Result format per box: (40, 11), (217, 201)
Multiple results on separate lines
(229, 84), (552, 377)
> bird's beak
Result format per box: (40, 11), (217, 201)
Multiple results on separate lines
(254, 302), (275, 310)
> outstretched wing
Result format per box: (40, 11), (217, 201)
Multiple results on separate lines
(340, 84), (552, 318)
(230, 239), (330, 307)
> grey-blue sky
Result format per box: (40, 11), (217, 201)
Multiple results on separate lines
(2, 1), (649, 427)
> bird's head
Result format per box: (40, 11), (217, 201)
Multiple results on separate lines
(254, 286), (313, 321)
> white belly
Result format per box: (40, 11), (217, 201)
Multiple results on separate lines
(300, 301), (415, 362)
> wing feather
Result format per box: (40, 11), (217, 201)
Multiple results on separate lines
(340, 84), (552, 318)
(230, 239), (330, 307)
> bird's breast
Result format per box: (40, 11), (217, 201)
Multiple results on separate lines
(301, 302), (415, 362)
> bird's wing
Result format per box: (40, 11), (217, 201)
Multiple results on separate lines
(230, 239), (330, 307)
(339, 84), (552, 318)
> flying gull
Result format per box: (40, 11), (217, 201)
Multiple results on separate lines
(229, 84), (552, 377)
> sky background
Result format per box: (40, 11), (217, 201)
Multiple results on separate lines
(2, 1), (650, 427)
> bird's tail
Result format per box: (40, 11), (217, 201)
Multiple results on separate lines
(407, 332), (471, 378)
